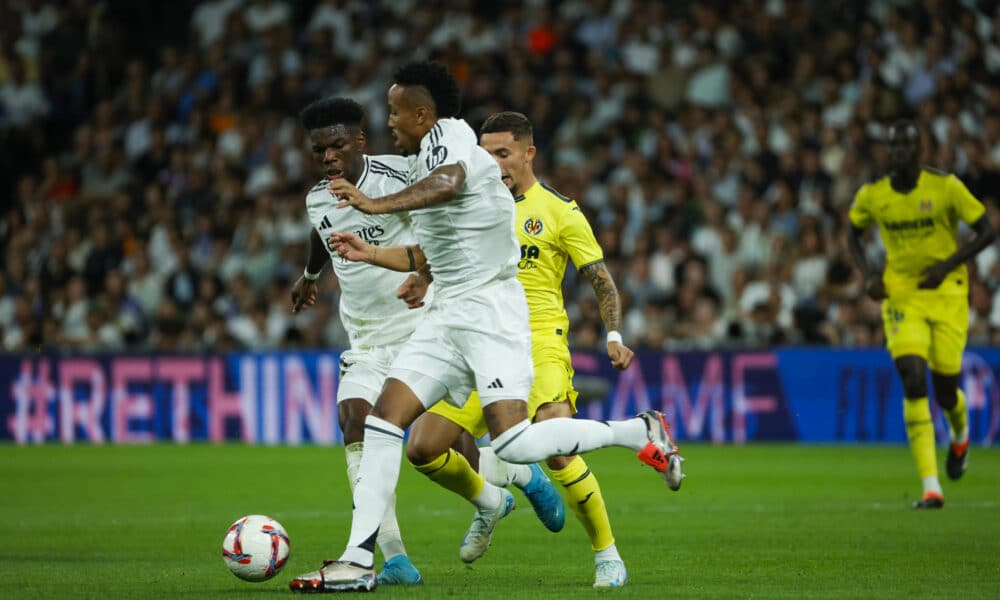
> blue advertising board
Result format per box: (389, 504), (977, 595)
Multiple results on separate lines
(2, 349), (998, 445)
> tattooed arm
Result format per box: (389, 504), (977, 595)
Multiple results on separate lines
(329, 165), (465, 214)
(579, 261), (622, 332)
(579, 261), (634, 370)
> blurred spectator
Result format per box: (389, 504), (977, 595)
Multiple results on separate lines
(0, 58), (49, 129)
(3, 0), (1000, 353)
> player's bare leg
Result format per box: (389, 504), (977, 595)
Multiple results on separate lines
(407, 412), (514, 563)
(931, 372), (969, 481)
(896, 356), (943, 509)
(453, 428), (480, 472)
(290, 380), (426, 592)
(481, 400), (683, 489)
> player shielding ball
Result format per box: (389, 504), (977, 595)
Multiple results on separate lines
(402, 111), (644, 587)
(847, 119), (996, 509)
(290, 61), (684, 593)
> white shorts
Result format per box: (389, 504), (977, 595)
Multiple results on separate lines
(336, 342), (404, 404)
(388, 277), (534, 410)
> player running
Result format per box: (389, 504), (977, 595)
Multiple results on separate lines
(399, 111), (650, 587)
(288, 96), (427, 585)
(289, 61), (684, 593)
(847, 119), (996, 509)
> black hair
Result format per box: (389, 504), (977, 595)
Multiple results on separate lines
(393, 61), (461, 118)
(480, 111), (533, 141)
(299, 97), (365, 130)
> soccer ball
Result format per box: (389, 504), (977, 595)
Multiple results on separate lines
(221, 515), (290, 582)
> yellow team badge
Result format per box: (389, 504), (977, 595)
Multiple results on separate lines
(920, 199), (933, 212)
(524, 217), (543, 235)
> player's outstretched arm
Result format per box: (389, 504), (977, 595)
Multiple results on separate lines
(330, 165), (465, 214)
(291, 229), (330, 313)
(847, 224), (887, 300)
(328, 231), (426, 272)
(580, 260), (634, 370)
(918, 215), (997, 289)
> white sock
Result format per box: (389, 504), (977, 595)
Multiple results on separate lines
(345, 442), (407, 561)
(594, 543), (622, 565)
(922, 476), (943, 496)
(471, 480), (504, 511)
(490, 418), (645, 464)
(478, 446), (533, 488)
(607, 418), (648, 451)
(952, 425), (969, 445)
(339, 416), (405, 567)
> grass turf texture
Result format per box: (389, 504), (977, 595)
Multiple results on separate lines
(1, 444), (998, 599)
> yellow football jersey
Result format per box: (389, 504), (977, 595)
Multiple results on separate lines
(515, 181), (604, 332)
(849, 169), (985, 297)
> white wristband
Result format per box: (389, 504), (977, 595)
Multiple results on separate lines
(607, 330), (623, 345)
(303, 268), (321, 281)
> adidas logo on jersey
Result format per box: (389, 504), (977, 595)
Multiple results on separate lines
(486, 378), (504, 389)
(318, 215), (332, 230)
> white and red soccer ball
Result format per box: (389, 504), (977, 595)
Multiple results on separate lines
(222, 515), (290, 582)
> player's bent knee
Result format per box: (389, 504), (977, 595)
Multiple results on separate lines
(895, 356), (928, 399)
(405, 440), (441, 467)
(900, 374), (927, 399)
(897, 366), (927, 398)
(931, 373), (959, 410)
(370, 378), (426, 429)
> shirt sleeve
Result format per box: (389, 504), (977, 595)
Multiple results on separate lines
(948, 174), (986, 225)
(848, 185), (873, 228)
(560, 203), (605, 269)
(419, 119), (473, 175)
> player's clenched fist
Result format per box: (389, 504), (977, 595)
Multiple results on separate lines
(328, 231), (374, 263)
(608, 341), (634, 370)
(329, 179), (377, 213)
(290, 276), (318, 313)
(396, 273), (429, 309)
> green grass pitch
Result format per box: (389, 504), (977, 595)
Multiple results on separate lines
(1, 444), (998, 599)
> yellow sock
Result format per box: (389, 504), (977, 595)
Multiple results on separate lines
(550, 456), (615, 552)
(410, 449), (484, 501)
(944, 389), (968, 443)
(903, 397), (937, 479)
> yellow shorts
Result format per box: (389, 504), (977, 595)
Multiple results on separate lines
(427, 330), (579, 438)
(881, 292), (968, 375)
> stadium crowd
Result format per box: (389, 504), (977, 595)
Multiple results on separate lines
(2, 0), (1000, 354)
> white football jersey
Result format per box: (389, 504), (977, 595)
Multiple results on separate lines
(406, 117), (519, 300)
(305, 154), (430, 348)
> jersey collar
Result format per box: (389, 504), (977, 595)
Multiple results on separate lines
(514, 180), (541, 203)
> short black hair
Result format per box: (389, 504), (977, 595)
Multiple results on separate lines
(393, 61), (461, 118)
(480, 111), (533, 141)
(299, 97), (365, 131)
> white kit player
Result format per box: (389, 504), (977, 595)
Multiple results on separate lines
(289, 63), (685, 594)
(288, 97), (426, 587)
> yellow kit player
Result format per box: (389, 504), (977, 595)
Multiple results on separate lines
(847, 120), (996, 509)
(400, 111), (681, 588)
